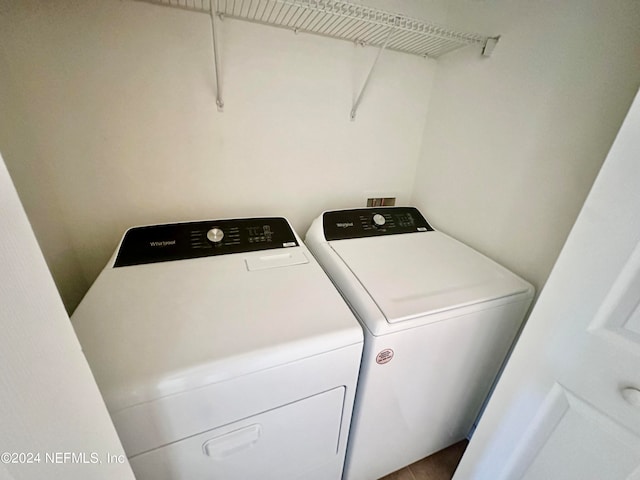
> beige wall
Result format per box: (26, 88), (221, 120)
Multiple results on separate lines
(2, 0), (640, 313)
(0, 0), (441, 312)
(411, 0), (640, 295)
(0, 16), (87, 310)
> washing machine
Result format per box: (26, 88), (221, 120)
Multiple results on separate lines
(305, 207), (534, 480)
(71, 217), (363, 480)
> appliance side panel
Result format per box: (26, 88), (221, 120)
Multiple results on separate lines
(344, 300), (529, 480)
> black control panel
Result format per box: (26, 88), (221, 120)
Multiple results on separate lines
(114, 217), (299, 267)
(323, 207), (433, 241)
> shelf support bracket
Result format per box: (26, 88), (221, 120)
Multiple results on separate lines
(350, 27), (395, 121)
(482, 36), (500, 57)
(209, 4), (224, 111)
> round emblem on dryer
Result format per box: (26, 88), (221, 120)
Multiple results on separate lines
(376, 349), (394, 365)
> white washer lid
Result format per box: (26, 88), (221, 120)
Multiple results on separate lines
(329, 231), (532, 324)
(71, 247), (362, 413)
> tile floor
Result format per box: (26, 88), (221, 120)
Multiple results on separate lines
(379, 440), (468, 480)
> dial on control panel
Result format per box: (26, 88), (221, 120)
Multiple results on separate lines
(372, 213), (386, 227)
(206, 227), (224, 243)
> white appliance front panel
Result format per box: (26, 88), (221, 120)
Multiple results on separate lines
(130, 387), (345, 480)
(111, 343), (362, 457)
(330, 232), (532, 324)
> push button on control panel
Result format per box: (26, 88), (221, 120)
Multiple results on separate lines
(206, 227), (224, 243)
(372, 213), (386, 227)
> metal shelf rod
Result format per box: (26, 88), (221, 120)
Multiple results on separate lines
(209, 3), (224, 111)
(350, 26), (394, 121)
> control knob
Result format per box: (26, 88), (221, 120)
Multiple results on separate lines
(372, 213), (386, 227)
(206, 227), (224, 243)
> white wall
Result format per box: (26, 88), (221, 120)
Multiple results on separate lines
(3, 0), (640, 312)
(0, 153), (134, 480)
(411, 0), (640, 294)
(0, 0), (441, 312)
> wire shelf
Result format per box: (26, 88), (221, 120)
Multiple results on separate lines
(134, 0), (498, 117)
(136, 0), (495, 59)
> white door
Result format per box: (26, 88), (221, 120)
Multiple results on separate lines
(0, 154), (135, 480)
(453, 88), (640, 480)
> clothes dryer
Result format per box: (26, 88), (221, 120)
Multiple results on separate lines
(305, 207), (534, 480)
(72, 217), (363, 480)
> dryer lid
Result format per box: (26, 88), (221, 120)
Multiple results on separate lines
(329, 231), (532, 324)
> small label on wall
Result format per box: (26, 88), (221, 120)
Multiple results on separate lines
(367, 197), (396, 207)
(376, 349), (394, 365)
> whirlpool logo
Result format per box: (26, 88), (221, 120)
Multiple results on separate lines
(336, 222), (354, 228)
(149, 240), (176, 247)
